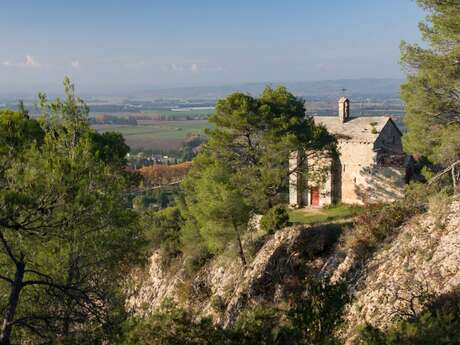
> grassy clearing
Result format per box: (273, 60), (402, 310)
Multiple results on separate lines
(289, 204), (361, 225)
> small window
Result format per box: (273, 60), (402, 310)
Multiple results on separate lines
(392, 136), (396, 144)
(343, 165), (346, 172)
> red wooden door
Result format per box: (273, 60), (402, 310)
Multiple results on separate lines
(310, 187), (320, 206)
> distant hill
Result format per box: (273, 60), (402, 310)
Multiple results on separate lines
(0, 78), (403, 104)
(138, 78), (403, 100)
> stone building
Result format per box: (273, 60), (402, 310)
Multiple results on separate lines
(289, 97), (408, 208)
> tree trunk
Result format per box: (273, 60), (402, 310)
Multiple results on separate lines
(237, 234), (247, 267)
(0, 260), (25, 345)
(453, 166), (457, 191)
(61, 253), (79, 341)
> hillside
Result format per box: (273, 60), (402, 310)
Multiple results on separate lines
(127, 197), (460, 343)
(340, 198), (460, 340)
(136, 79), (402, 100)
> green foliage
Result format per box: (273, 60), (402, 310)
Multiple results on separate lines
(400, 1), (460, 166)
(289, 204), (359, 225)
(232, 305), (282, 345)
(358, 288), (460, 344)
(119, 278), (349, 345)
(119, 302), (228, 345)
(88, 131), (130, 166)
(180, 86), (336, 267)
(260, 205), (290, 234)
(0, 78), (144, 345)
(341, 187), (427, 259)
(283, 279), (349, 345)
(142, 207), (184, 267)
(183, 160), (251, 265)
(0, 109), (44, 153)
(179, 216), (212, 274)
(203, 86), (336, 212)
(132, 187), (180, 210)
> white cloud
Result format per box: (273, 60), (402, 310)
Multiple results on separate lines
(2, 55), (41, 68)
(25, 55), (40, 67)
(71, 60), (80, 69)
(164, 62), (223, 73)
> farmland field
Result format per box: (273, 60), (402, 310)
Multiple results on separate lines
(90, 107), (215, 120)
(92, 120), (212, 152)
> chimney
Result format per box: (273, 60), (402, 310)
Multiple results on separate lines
(338, 97), (350, 123)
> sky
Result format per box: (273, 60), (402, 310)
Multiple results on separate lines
(0, 0), (425, 96)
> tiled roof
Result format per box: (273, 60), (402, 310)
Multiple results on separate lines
(313, 116), (392, 143)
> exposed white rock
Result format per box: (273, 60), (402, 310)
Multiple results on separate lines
(342, 200), (460, 340)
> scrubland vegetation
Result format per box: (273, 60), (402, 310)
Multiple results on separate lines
(1, 1), (460, 344)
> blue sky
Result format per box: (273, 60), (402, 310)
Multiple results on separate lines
(0, 0), (424, 95)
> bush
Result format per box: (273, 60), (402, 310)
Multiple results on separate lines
(358, 288), (460, 344)
(179, 217), (213, 275)
(142, 207), (184, 266)
(231, 305), (282, 345)
(341, 186), (427, 259)
(283, 278), (349, 345)
(119, 278), (350, 345)
(119, 302), (228, 345)
(260, 205), (290, 234)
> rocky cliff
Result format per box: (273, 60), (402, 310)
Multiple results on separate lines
(339, 198), (460, 339)
(127, 198), (460, 340)
(127, 223), (342, 325)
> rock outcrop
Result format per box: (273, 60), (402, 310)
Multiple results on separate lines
(342, 199), (460, 339)
(127, 224), (342, 325)
(127, 198), (460, 341)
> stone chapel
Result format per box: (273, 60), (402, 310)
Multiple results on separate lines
(289, 97), (409, 208)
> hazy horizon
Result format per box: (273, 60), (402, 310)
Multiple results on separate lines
(1, 0), (424, 97)
(0, 78), (405, 102)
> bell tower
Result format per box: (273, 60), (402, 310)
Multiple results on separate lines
(338, 97), (350, 123)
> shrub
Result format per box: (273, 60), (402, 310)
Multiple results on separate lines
(341, 186), (427, 259)
(283, 278), (349, 345)
(120, 278), (350, 345)
(179, 217), (213, 275)
(231, 305), (282, 345)
(358, 288), (460, 344)
(119, 302), (229, 345)
(260, 205), (290, 234)
(230, 279), (349, 345)
(142, 207), (184, 267)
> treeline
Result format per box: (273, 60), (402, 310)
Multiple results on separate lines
(90, 114), (138, 125)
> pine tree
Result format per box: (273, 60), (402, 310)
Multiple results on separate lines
(181, 86), (336, 266)
(401, 0), (460, 167)
(0, 78), (143, 345)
